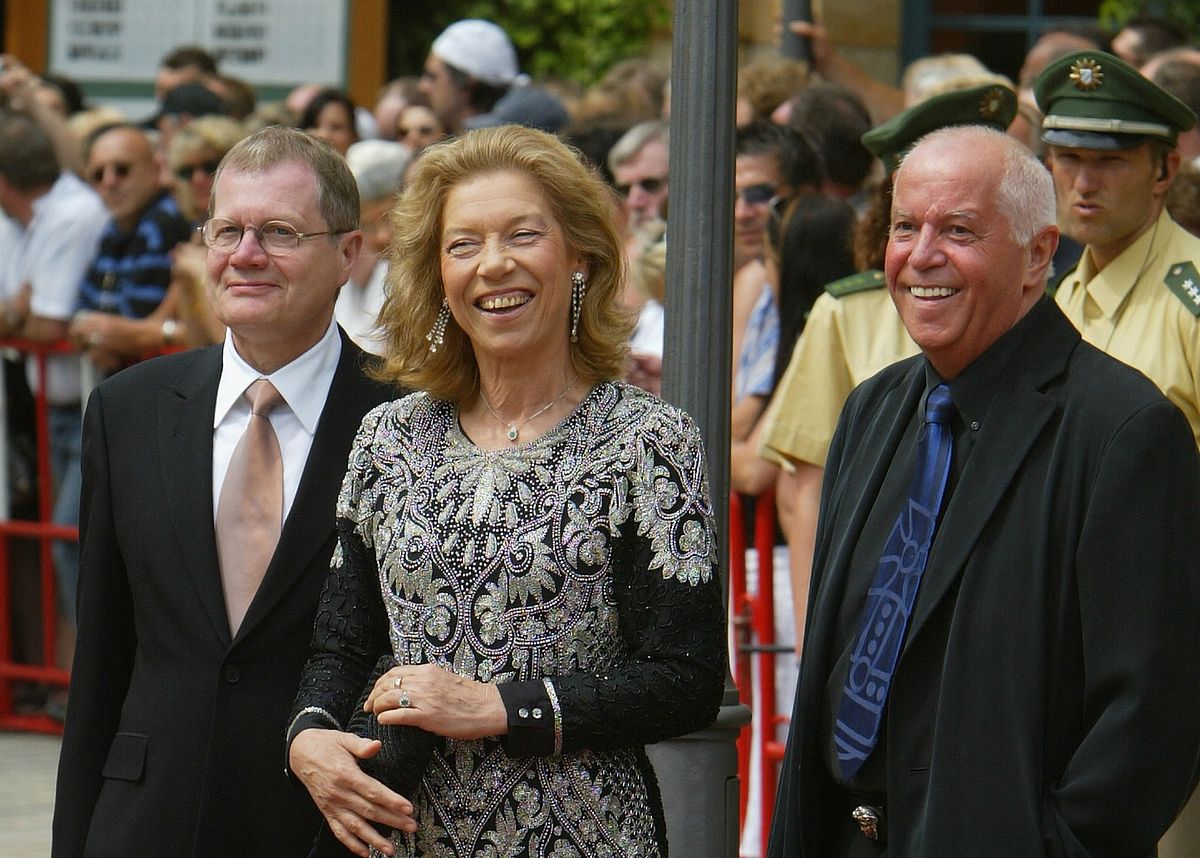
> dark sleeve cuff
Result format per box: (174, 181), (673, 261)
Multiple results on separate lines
(283, 707), (341, 781)
(498, 678), (561, 758)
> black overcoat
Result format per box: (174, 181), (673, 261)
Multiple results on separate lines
(769, 300), (1200, 857)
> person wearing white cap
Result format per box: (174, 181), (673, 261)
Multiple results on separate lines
(419, 19), (520, 134)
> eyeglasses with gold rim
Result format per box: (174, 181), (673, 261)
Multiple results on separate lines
(199, 218), (353, 256)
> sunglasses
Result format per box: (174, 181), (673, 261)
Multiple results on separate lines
(399, 125), (437, 136)
(176, 159), (221, 182)
(615, 176), (666, 197)
(88, 162), (132, 184)
(737, 183), (777, 206)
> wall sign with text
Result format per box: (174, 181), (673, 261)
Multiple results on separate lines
(50, 0), (348, 86)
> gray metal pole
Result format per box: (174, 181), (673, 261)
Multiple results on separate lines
(780, 0), (814, 63)
(648, 1), (750, 856)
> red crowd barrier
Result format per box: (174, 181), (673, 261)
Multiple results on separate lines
(730, 489), (791, 853)
(0, 338), (80, 734)
(0, 337), (183, 734)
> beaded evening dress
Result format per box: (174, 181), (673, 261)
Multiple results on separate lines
(290, 382), (726, 858)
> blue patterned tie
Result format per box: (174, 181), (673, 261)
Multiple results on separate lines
(834, 383), (955, 781)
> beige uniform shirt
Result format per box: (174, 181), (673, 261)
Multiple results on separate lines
(1055, 209), (1200, 446)
(758, 273), (918, 470)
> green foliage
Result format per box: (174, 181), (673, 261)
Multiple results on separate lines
(1098, 0), (1200, 41)
(458, 0), (673, 85)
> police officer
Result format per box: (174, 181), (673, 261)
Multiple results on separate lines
(1036, 49), (1200, 858)
(759, 82), (1018, 650)
(1036, 50), (1200, 448)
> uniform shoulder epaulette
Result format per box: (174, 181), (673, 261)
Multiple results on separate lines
(825, 269), (886, 299)
(1165, 261), (1200, 317)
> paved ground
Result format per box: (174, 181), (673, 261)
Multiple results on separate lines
(0, 731), (58, 857)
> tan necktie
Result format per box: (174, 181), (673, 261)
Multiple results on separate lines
(216, 379), (286, 635)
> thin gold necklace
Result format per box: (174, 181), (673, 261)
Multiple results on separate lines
(479, 379), (575, 443)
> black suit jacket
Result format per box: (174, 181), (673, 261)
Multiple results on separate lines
(768, 300), (1200, 857)
(52, 331), (393, 857)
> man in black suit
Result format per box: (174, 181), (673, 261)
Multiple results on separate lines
(52, 126), (395, 856)
(768, 125), (1200, 856)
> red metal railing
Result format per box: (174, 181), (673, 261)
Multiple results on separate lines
(730, 489), (791, 853)
(0, 338), (81, 734)
(0, 337), (182, 734)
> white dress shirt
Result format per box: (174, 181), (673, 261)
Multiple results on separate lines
(212, 317), (342, 523)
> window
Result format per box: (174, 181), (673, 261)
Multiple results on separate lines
(902, 0), (1102, 84)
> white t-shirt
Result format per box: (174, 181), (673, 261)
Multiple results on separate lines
(0, 172), (108, 404)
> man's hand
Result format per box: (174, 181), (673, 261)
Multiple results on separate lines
(289, 727), (417, 858)
(70, 312), (131, 371)
(787, 21), (835, 76)
(0, 54), (39, 109)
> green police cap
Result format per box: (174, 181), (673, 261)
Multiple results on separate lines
(861, 83), (1018, 174)
(1034, 50), (1196, 150)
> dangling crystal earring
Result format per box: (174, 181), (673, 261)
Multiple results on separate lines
(426, 298), (449, 353)
(570, 272), (587, 342)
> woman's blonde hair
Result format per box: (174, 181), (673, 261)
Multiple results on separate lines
(169, 116), (247, 221)
(376, 125), (632, 403)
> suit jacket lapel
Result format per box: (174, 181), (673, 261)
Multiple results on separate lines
(904, 302), (1077, 650)
(158, 347), (230, 646)
(806, 366), (924, 681)
(235, 334), (387, 642)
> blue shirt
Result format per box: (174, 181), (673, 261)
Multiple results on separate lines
(735, 281), (779, 403)
(77, 191), (194, 318)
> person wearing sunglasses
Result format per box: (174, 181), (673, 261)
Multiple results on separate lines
(608, 119), (670, 235)
(396, 102), (447, 154)
(161, 116), (251, 348)
(733, 120), (820, 275)
(69, 123), (194, 373)
(168, 115), (245, 222)
(731, 121), (821, 456)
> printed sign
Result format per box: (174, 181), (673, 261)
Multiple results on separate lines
(50, 0), (347, 85)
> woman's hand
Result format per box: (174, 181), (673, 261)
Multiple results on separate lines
(367, 663), (508, 739)
(289, 727), (417, 858)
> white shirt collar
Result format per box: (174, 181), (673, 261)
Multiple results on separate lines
(214, 317), (342, 433)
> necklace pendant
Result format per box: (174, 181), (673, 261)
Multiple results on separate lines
(506, 425), (519, 442)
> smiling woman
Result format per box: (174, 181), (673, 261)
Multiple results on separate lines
(378, 126), (633, 406)
(286, 126), (727, 858)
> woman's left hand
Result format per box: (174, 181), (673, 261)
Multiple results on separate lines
(366, 663), (507, 739)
